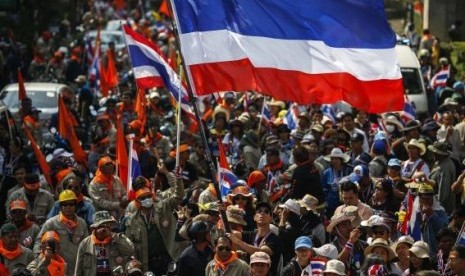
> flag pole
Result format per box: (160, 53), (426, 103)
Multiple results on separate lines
(167, 0), (231, 232)
(175, 74), (182, 169)
(257, 96), (267, 133)
(127, 133), (135, 197)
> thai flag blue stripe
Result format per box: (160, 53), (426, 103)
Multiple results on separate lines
(172, 0), (395, 49)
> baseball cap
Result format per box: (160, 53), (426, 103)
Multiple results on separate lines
(294, 236), (313, 250)
(250, 251), (271, 266)
(348, 164), (369, 183)
(387, 158), (401, 168)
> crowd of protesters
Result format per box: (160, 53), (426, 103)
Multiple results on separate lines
(1, 0), (465, 276)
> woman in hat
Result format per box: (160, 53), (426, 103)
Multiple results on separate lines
(227, 185), (256, 231)
(405, 241), (433, 275)
(401, 138), (430, 180)
(226, 205), (248, 232)
(391, 235), (414, 272)
(322, 148), (352, 216)
(363, 238), (402, 274)
(249, 251), (272, 276)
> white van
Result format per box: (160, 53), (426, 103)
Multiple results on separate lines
(395, 44), (429, 116)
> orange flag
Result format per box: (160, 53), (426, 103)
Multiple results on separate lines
(58, 95), (87, 165)
(99, 60), (109, 97)
(134, 88), (146, 133)
(18, 68), (27, 101)
(106, 51), (119, 87)
(159, 0), (171, 18)
(116, 118), (128, 188)
(23, 126), (52, 185)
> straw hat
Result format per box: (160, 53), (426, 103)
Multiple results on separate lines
(404, 138), (426, 155)
(279, 199), (301, 215)
(227, 185), (254, 202)
(326, 206), (359, 233)
(323, 260), (345, 275)
(409, 241), (430, 258)
(364, 238), (397, 261)
(390, 235), (414, 252)
(298, 194), (318, 211)
(226, 205), (247, 226)
(324, 148), (350, 163)
(268, 100), (285, 109)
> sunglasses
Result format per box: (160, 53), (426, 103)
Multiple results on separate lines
(217, 246), (231, 252)
(373, 230), (386, 235)
(60, 202), (76, 207)
(234, 195), (248, 201)
(256, 208), (270, 214)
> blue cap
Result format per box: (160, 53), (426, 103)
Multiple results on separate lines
(453, 81), (464, 91)
(387, 158), (401, 167)
(295, 236), (313, 249)
(372, 140), (386, 154)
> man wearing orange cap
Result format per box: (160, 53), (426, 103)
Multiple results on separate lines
(125, 164), (185, 274)
(9, 199), (40, 250)
(28, 231), (67, 276)
(247, 170), (269, 204)
(95, 113), (116, 146)
(87, 134), (111, 174)
(89, 156), (128, 220)
(7, 173), (54, 226)
(33, 190), (88, 274)
(0, 223), (34, 272)
(75, 211), (134, 275)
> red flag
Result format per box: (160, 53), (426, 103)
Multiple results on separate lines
(159, 0), (171, 18)
(106, 51), (119, 87)
(116, 119), (128, 188)
(23, 126), (52, 185)
(217, 138), (229, 169)
(113, 0), (125, 10)
(400, 190), (413, 234)
(99, 60), (109, 97)
(58, 95), (87, 165)
(18, 68), (27, 101)
(134, 88), (146, 134)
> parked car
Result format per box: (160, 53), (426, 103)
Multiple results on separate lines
(0, 82), (73, 141)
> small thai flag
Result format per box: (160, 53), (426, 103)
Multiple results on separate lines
(284, 104), (299, 130)
(218, 139), (238, 199)
(401, 96), (416, 123)
(127, 145), (142, 197)
(321, 104), (336, 124)
(430, 68), (450, 89)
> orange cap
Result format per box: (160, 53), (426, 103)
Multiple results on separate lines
(178, 144), (189, 153)
(55, 168), (73, 185)
(129, 119), (142, 129)
(247, 171), (266, 187)
(135, 187), (152, 199)
(41, 231), (60, 243)
(9, 199), (27, 210)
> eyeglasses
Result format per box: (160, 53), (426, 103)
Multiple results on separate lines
(256, 208), (270, 214)
(60, 202), (76, 207)
(217, 246), (231, 252)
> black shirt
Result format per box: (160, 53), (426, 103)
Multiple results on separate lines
(177, 244), (213, 276)
(243, 230), (282, 276)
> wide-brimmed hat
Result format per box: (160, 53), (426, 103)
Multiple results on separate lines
(417, 183), (434, 195)
(384, 115), (403, 129)
(268, 100), (285, 109)
(227, 185), (254, 202)
(226, 205), (247, 226)
(409, 241), (430, 258)
(404, 138), (426, 155)
(428, 141), (451, 156)
(364, 238), (397, 261)
(422, 121), (440, 132)
(326, 206), (359, 233)
(298, 194), (318, 211)
(402, 120), (421, 132)
(360, 215), (390, 232)
(91, 211), (117, 228)
(279, 199), (301, 215)
(390, 235), (414, 252)
(323, 260), (345, 275)
(324, 148), (350, 163)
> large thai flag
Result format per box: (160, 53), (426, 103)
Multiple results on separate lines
(170, 0), (404, 113)
(218, 139), (238, 199)
(122, 25), (194, 117)
(430, 68), (450, 89)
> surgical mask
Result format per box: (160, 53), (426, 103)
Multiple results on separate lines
(385, 125), (395, 133)
(140, 198), (153, 208)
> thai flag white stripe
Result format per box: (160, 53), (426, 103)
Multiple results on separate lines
(132, 66), (161, 78)
(179, 30), (402, 81)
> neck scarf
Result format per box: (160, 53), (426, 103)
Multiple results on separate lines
(91, 232), (112, 245)
(59, 212), (77, 230)
(16, 219), (33, 232)
(40, 253), (66, 276)
(208, 184), (217, 199)
(213, 251), (238, 271)
(93, 169), (114, 193)
(0, 240), (22, 260)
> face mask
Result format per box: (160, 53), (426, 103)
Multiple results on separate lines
(25, 183), (40, 192)
(386, 125), (395, 133)
(140, 198), (153, 208)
